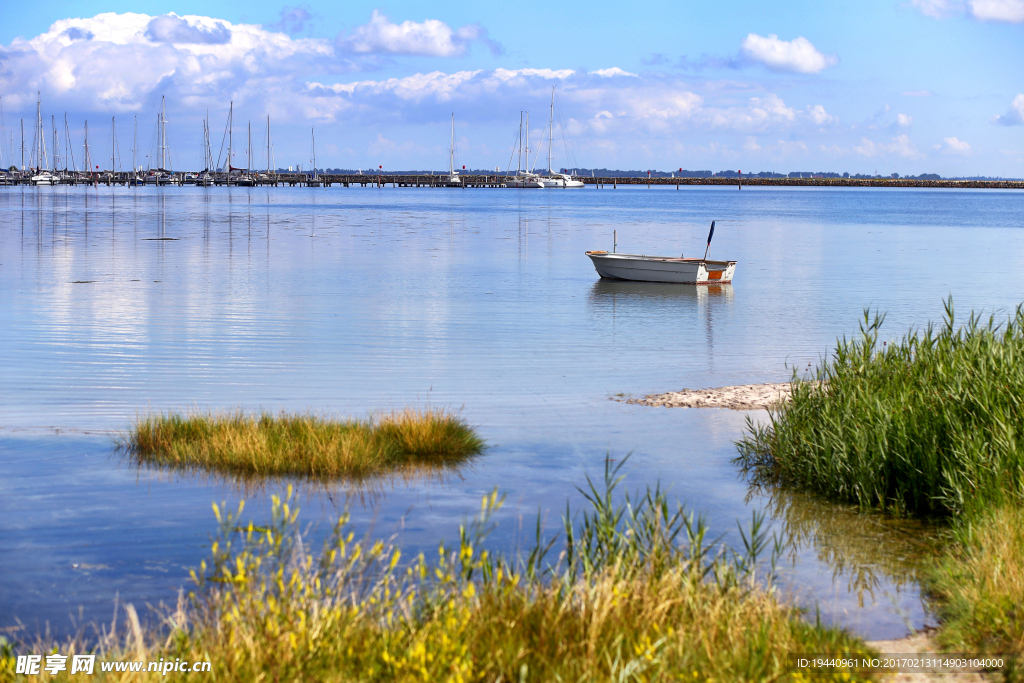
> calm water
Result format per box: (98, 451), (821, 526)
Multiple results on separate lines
(2, 184), (1023, 640)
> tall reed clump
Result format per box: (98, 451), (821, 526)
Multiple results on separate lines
(123, 408), (484, 481)
(737, 299), (1024, 518)
(13, 461), (875, 682)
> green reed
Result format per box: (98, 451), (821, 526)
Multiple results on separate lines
(737, 298), (1024, 518)
(122, 408), (485, 481)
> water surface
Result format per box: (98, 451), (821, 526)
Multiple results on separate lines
(3, 184), (1022, 639)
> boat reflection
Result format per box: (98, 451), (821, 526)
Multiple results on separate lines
(589, 280), (734, 304)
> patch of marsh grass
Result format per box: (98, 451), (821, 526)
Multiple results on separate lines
(7, 460), (875, 682)
(121, 408), (484, 481)
(929, 505), (1024, 679)
(738, 298), (1024, 518)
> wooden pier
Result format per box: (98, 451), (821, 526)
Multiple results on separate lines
(2, 172), (1022, 191)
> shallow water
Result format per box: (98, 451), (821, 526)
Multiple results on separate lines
(2, 184), (1022, 639)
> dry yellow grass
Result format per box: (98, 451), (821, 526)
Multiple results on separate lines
(122, 408), (484, 481)
(6, 469), (877, 682)
(930, 505), (1024, 679)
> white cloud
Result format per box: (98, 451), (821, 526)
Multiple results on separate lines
(743, 136), (761, 151)
(970, 0), (1024, 21)
(145, 14), (231, 44)
(0, 12), (334, 113)
(807, 104), (836, 125)
(911, 0), (1024, 20)
(337, 10), (500, 57)
(995, 94), (1024, 125)
(740, 33), (837, 74)
(590, 67), (638, 78)
(492, 68), (575, 82)
(897, 113), (913, 127)
(937, 136), (972, 154)
(854, 135), (920, 158)
(911, 0), (965, 18)
(308, 70), (482, 102)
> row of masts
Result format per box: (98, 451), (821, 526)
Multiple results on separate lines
(0, 94), (288, 178)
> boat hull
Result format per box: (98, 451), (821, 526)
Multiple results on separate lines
(585, 252), (736, 284)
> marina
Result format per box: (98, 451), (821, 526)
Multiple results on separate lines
(2, 170), (1023, 190)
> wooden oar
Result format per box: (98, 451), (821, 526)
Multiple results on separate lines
(703, 220), (715, 260)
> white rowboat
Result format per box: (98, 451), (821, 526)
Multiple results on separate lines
(585, 252), (736, 284)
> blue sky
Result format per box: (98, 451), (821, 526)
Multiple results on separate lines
(1, 0), (1023, 175)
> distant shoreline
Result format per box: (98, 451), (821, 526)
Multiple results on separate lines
(6, 172), (1023, 190)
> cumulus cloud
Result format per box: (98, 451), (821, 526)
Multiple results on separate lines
(970, 0), (1024, 21)
(740, 33), (837, 74)
(0, 11), (877, 169)
(145, 14), (232, 44)
(854, 135), (920, 158)
(897, 113), (913, 127)
(936, 136), (972, 154)
(995, 94), (1024, 125)
(0, 12), (334, 113)
(304, 69), (832, 139)
(807, 104), (836, 125)
(590, 67), (638, 78)
(337, 10), (501, 57)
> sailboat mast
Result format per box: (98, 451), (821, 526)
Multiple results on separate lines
(36, 93), (42, 171)
(204, 111), (211, 170)
(517, 112), (523, 174)
(311, 127), (316, 180)
(52, 115), (59, 171)
(160, 96), (168, 170)
(83, 120), (90, 173)
(526, 112), (530, 172)
(548, 87), (554, 173)
(20, 119), (25, 172)
(228, 101), (233, 174)
(132, 115), (137, 173)
(111, 116), (115, 172)
(449, 113), (454, 175)
(247, 121), (251, 173)
(266, 115), (271, 174)
(64, 114), (76, 172)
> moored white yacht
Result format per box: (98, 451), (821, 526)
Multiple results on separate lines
(538, 88), (585, 188)
(30, 171), (58, 186)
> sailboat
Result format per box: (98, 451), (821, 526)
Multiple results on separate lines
(146, 97), (171, 185)
(445, 114), (461, 186)
(539, 87), (583, 188)
(128, 115), (145, 186)
(505, 112), (543, 188)
(235, 121), (256, 186)
(307, 127), (321, 187)
(30, 93), (57, 186)
(197, 113), (213, 186)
